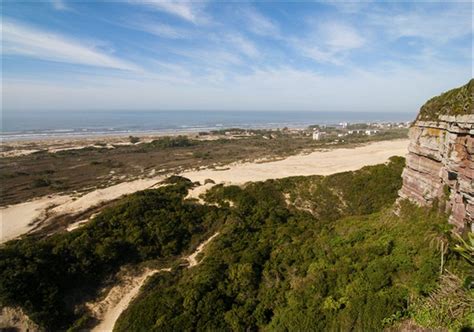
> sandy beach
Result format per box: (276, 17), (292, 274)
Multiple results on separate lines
(0, 139), (409, 244)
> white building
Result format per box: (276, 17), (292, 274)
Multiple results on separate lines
(365, 130), (379, 136)
(312, 131), (325, 140)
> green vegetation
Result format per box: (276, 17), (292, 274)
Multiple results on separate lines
(141, 135), (196, 150)
(274, 155), (405, 218)
(128, 135), (140, 144)
(417, 79), (473, 121)
(31, 177), (52, 188)
(347, 123), (371, 129)
(0, 129), (408, 206)
(453, 232), (474, 266)
(0, 180), (225, 330)
(410, 271), (473, 331)
(117, 201), (461, 332)
(1, 157), (471, 331)
(116, 157), (472, 331)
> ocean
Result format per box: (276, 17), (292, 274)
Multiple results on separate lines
(1, 110), (416, 141)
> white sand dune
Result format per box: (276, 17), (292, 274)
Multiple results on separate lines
(0, 197), (69, 243)
(0, 139), (408, 244)
(50, 177), (163, 216)
(181, 139), (409, 184)
(0, 178), (164, 244)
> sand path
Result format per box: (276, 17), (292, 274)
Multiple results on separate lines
(0, 139), (408, 243)
(90, 268), (171, 332)
(186, 232), (220, 267)
(91, 232), (219, 331)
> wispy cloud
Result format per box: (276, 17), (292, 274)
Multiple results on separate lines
(2, 20), (140, 71)
(5, 62), (468, 112)
(381, 8), (471, 43)
(241, 7), (279, 37)
(129, 20), (190, 39)
(323, 22), (365, 52)
(130, 0), (207, 24)
(297, 22), (365, 65)
(226, 33), (260, 58)
(171, 47), (244, 68)
(51, 0), (68, 11)
(328, 1), (471, 43)
(2, 1), (471, 112)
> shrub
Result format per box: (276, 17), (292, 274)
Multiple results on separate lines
(31, 178), (51, 188)
(0, 184), (225, 330)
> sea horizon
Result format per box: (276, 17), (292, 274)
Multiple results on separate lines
(1, 110), (416, 141)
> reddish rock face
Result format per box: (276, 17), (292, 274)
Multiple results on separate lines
(399, 115), (474, 231)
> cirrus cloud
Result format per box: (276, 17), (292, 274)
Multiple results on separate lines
(2, 20), (140, 71)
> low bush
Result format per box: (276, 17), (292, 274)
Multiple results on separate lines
(0, 181), (225, 330)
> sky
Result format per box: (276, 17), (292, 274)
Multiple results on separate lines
(1, 0), (473, 113)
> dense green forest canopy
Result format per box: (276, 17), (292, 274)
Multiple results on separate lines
(0, 157), (472, 331)
(116, 157), (472, 331)
(0, 178), (225, 329)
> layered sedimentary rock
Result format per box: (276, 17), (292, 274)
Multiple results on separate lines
(399, 80), (473, 231)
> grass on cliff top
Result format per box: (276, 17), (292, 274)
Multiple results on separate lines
(417, 79), (473, 121)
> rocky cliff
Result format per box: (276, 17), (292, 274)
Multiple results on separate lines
(399, 80), (473, 231)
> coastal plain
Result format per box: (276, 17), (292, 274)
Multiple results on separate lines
(0, 128), (408, 206)
(1, 137), (408, 244)
(0, 127), (412, 331)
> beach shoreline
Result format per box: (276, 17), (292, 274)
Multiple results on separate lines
(1, 127), (206, 143)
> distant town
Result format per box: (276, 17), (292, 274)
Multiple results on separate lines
(197, 121), (412, 143)
(307, 121), (411, 141)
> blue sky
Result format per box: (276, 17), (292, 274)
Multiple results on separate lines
(2, 0), (473, 112)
